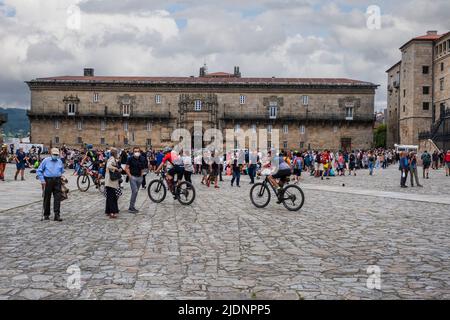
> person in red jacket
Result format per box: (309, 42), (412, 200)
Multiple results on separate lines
(445, 150), (450, 177)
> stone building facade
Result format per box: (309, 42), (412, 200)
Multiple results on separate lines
(27, 67), (377, 151)
(386, 30), (450, 148)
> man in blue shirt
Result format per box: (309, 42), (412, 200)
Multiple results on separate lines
(399, 152), (409, 188)
(37, 148), (65, 221)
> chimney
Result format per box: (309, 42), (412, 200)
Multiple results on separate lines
(234, 66), (241, 78)
(84, 68), (94, 77)
(427, 30), (438, 35)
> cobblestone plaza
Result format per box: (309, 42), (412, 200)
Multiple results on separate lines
(0, 164), (449, 300)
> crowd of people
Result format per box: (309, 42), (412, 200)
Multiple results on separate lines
(1, 142), (450, 221)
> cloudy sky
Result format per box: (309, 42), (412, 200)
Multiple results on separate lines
(0, 0), (449, 111)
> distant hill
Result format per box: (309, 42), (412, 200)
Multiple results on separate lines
(0, 107), (30, 137)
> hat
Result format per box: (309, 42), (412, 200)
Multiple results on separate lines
(51, 148), (59, 155)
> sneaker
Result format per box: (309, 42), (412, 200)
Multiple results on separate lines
(128, 208), (139, 214)
(54, 215), (63, 222)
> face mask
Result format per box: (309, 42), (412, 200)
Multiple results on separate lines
(134, 152), (140, 158)
(51, 155), (58, 161)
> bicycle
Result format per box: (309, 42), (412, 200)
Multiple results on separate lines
(147, 170), (196, 205)
(77, 165), (105, 193)
(250, 169), (305, 211)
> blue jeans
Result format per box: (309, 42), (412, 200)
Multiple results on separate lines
(247, 165), (256, 183)
(231, 170), (241, 186)
(369, 162), (374, 175)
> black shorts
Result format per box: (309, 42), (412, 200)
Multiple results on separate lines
(168, 165), (184, 181)
(272, 168), (292, 180)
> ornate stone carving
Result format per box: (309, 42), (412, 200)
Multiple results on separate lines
(338, 97), (361, 110)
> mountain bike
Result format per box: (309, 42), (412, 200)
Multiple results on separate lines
(250, 170), (305, 211)
(77, 164), (105, 193)
(147, 170), (196, 205)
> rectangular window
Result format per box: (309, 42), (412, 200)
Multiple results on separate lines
(440, 78), (445, 91)
(77, 137), (83, 144)
(422, 66), (429, 74)
(403, 105), (406, 112)
(283, 141), (288, 149)
(147, 139), (152, 146)
(146, 122), (152, 132)
(77, 121), (82, 131)
(100, 120), (106, 131)
(299, 125), (305, 134)
(301, 95), (309, 106)
(54, 120), (60, 130)
(122, 104), (131, 116)
(283, 124), (288, 134)
(195, 100), (202, 111)
(423, 86), (430, 95)
(240, 95), (246, 105)
(155, 94), (161, 104)
(100, 138), (105, 145)
(54, 137), (59, 144)
(403, 89), (406, 97)
(267, 124), (272, 133)
(441, 63), (444, 72)
(345, 107), (354, 120)
(131, 131), (135, 142)
(299, 141), (304, 149)
(423, 102), (430, 111)
(269, 105), (277, 119)
(67, 103), (76, 115)
(235, 124), (240, 133)
(93, 93), (99, 103)
(123, 121), (128, 132)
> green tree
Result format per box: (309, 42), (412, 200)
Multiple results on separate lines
(373, 124), (386, 148)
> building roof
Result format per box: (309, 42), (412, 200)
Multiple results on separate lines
(30, 75), (377, 87)
(385, 60), (402, 73)
(400, 32), (443, 50)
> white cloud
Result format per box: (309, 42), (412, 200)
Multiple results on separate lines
(0, 0), (448, 112)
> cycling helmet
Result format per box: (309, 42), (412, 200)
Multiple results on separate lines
(163, 146), (172, 154)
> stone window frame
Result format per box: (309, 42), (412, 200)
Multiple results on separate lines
(54, 120), (60, 130)
(301, 95), (309, 106)
(283, 141), (288, 149)
(240, 95), (246, 105)
(100, 120), (106, 131)
(423, 102), (430, 111)
(54, 136), (60, 144)
(122, 104), (131, 117)
(77, 120), (83, 131)
(267, 124), (272, 133)
(299, 125), (305, 135)
(440, 78), (445, 91)
(155, 94), (162, 104)
(123, 121), (129, 132)
(77, 137), (83, 144)
(423, 86), (430, 95)
(100, 137), (105, 145)
(146, 122), (152, 132)
(194, 99), (202, 111)
(93, 92), (100, 103)
(235, 123), (240, 133)
(283, 124), (288, 134)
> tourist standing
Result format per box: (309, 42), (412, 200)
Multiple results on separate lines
(445, 150), (450, 177)
(124, 147), (146, 214)
(399, 151), (409, 188)
(0, 144), (8, 181)
(182, 151), (194, 184)
(37, 148), (65, 221)
(420, 150), (431, 179)
(105, 148), (121, 219)
(409, 152), (423, 187)
(230, 152), (242, 187)
(14, 147), (28, 181)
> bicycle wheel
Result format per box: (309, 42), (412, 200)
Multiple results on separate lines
(281, 185), (305, 211)
(148, 179), (167, 203)
(176, 181), (196, 205)
(250, 182), (271, 208)
(77, 174), (90, 192)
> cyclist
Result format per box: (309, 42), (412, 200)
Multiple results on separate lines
(262, 150), (292, 203)
(80, 145), (102, 187)
(155, 147), (184, 193)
